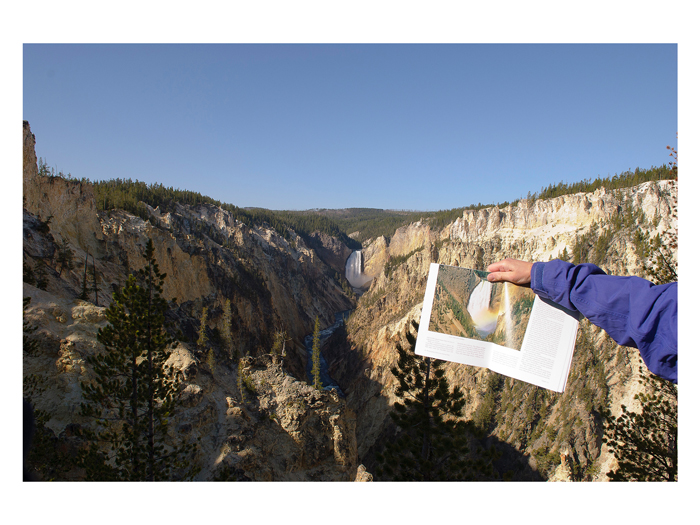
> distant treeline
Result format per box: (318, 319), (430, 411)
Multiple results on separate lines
(532, 164), (676, 201)
(42, 160), (675, 248)
(313, 164), (677, 242)
(308, 208), (426, 245)
(90, 178), (361, 249)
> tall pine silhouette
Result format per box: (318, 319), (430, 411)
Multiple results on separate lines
(79, 239), (198, 480)
(311, 316), (322, 390)
(376, 321), (494, 480)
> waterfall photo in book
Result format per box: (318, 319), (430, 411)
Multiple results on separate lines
(428, 265), (534, 350)
(417, 263), (580, 393)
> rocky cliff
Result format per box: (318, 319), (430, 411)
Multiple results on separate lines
(23, 121), (359, 480)
(330, 177), (676, 481)
(23, 120), (676, 481)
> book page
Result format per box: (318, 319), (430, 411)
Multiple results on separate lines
(514, 297), (580, 391)
(415, 263), (579, 393)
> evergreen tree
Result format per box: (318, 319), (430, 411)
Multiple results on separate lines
(375, 321), (488, 481)
(311, 316), (322, 390)
(197, 306), (209, 349)
(56, 238), (75, 277)
(272, 329), (289, 357)
(602, 367), (677, 481)
(79, 252), (90, 300)
(23, 260), (36, 286)
(206, 347), (216, 371)
(237, 358), (247, 404)
(221, 298), (234, 359)
(79, 239), (198, 481)
(636, 221), (678, 285)
(33, 260), (48, 290)
(604, 201), (677, 480)
(559, 246), (570, 262)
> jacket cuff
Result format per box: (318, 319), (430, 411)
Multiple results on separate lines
(531, 261), (545, 295)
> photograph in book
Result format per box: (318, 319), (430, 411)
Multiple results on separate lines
(427, 264), (535, 350)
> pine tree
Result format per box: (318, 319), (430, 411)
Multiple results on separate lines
(33, 260), (48, 290)
(272, 329), (288, 356)
(79, 252), (90, 300)
(311, 316), (322, 390)
(56, 238), (75, 277)
(237, 358), (246, 404)
(602, 367), (677, 481)
(636, 227), (678, 285)
(221, 298), (234, 359)
(79, 239), (198, 481)
(197, 306), (209, 349)
(23, 260), (36, 286)
(604, 170), (677, 481)
(375, 321), (488, 480)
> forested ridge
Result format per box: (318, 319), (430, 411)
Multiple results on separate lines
(42, 157), (676, 246)
(87, 176), (361, 249)
(288, 164), (676, 243)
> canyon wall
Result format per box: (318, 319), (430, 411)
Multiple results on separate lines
(332, 177), (676, 481)
(23, 122), (358, 480)
(23, 120), (676, 481)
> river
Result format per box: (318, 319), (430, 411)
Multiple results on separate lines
(304, 310), (351, 396)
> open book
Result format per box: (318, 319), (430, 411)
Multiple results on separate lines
(415, 263), (580, 393)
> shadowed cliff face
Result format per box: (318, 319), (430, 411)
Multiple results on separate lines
(22, 122), (358, 480)
(23, 121), (354, 378)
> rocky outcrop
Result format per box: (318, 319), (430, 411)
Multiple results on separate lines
(361, 235), (389, 279)
(448, 182), (676, 265)
(214, 355), (358, 481)
(360, 220), (435, 281)
(22, 122), (357, 480)
(354, 464), (373, 481)
(548, 447), (575, 482)
(23, 122), (105, 258)
(388, 220), (434, 257)
(308, 230), (354, 275)
(166, 353), (358, 481)
(341, 179), (677, 481)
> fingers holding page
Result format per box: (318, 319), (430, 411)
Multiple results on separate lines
(486, 258), (533, 286)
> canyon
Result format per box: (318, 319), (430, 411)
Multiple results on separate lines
(22, 121), (677, 481)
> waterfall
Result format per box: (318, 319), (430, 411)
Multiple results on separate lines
(467, 280), (493, 319)
(467, 279), (498, 335)
(345, 250), (372, 288)
(504, 282), (514, 348)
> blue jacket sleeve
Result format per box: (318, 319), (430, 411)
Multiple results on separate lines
(530, 260), (677, 383)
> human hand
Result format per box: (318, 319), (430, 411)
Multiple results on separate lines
(486, 258), (533, 286)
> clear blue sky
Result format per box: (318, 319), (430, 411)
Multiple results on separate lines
(23, 44), (677, 211)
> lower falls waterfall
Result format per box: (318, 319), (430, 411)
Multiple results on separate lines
(467, 279), (498, 336)
(345, 250), (372, 289)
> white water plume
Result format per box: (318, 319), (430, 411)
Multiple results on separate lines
(504, 282), (514, 348)
(467, 279), (498, 335)
(345, 250), (372, 288)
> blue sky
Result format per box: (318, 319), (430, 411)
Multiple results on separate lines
(23, 43), (677, 211)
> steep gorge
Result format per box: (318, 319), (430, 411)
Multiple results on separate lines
(327, 176), (676, 480)
(23, 122), (358, 480)
(23, 121), (677, 481)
